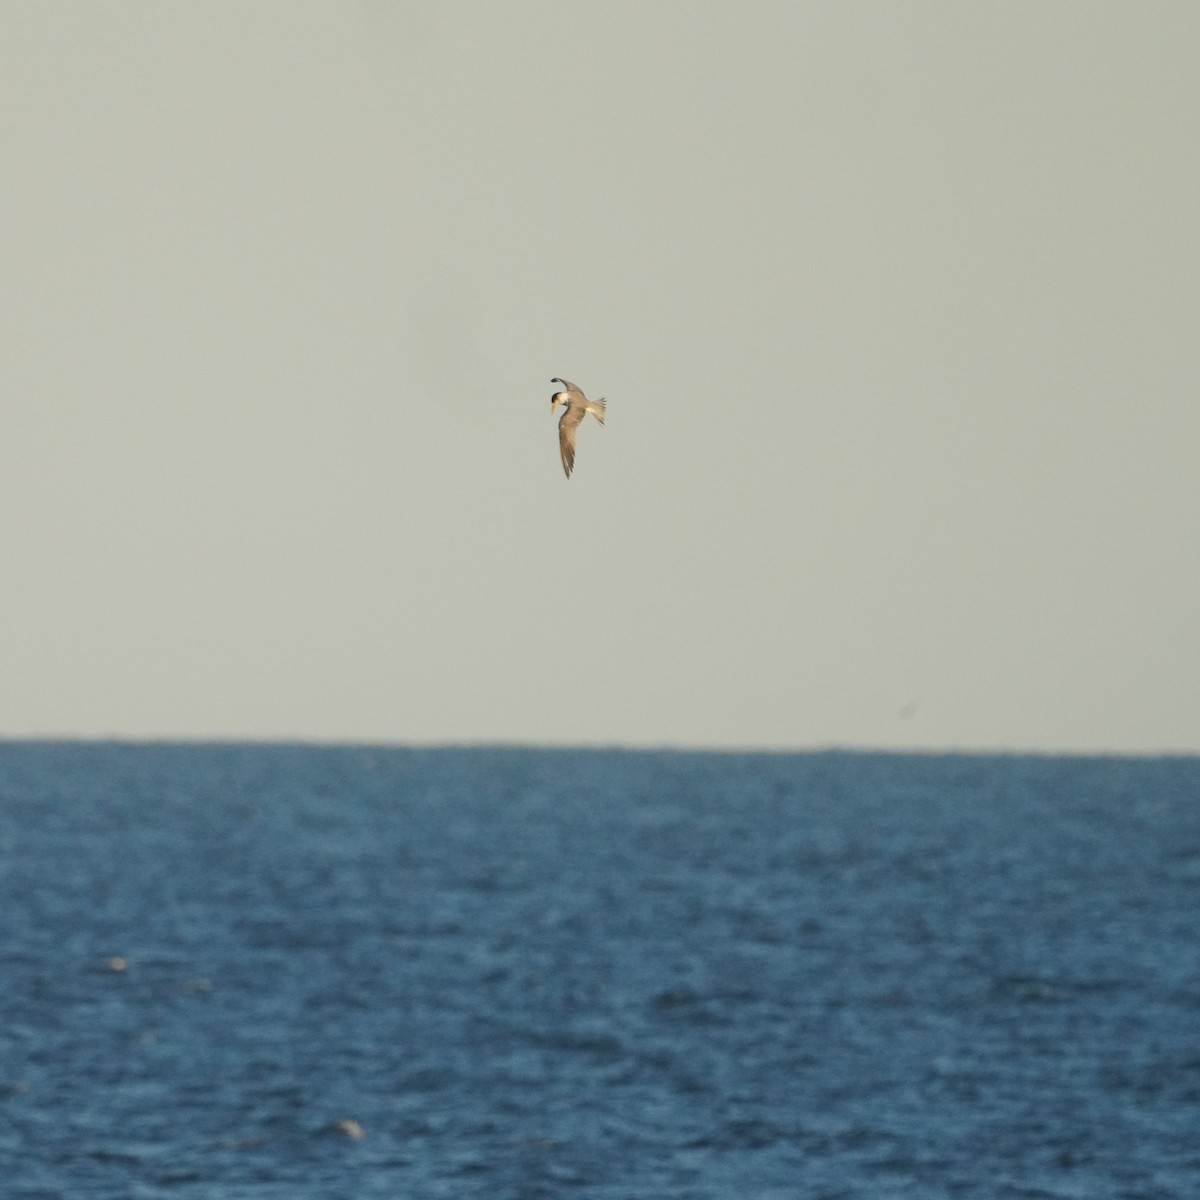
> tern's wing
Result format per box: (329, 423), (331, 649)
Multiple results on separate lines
(552, 378), (585, 400)
(558, 406), (585, 478)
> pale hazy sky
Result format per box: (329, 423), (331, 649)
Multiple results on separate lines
(3, 3), (1198, 751)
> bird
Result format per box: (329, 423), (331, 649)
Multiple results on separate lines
(549, 377), (605, 478)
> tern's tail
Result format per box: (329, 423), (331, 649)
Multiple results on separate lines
(588, 396), (606, 425)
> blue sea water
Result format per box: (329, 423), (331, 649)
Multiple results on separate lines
(1, 743), (1197, 1199)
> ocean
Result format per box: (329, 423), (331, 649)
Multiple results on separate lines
(1, 742), (1197, 1199)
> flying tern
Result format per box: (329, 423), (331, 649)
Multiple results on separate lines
(549, 377), (605, 479)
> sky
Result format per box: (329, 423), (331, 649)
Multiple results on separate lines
(2, 2), (1198, 752)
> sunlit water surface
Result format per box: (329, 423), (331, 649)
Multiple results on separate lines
(2, 743), (1197, 1198)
